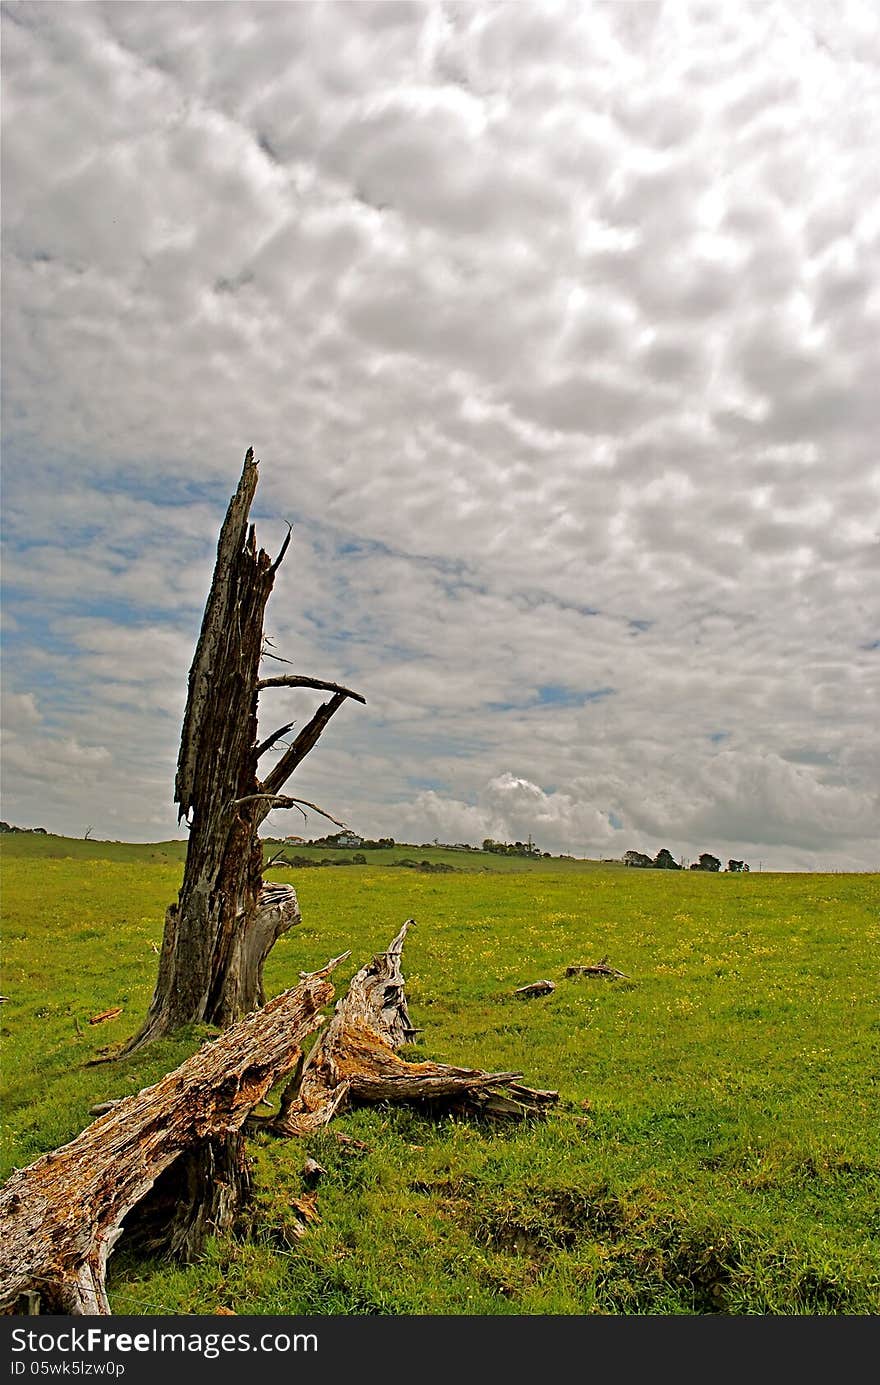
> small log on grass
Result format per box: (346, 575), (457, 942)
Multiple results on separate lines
(89, 1006), (123, 1026)
(0, 961), (342, 1316)
(564, 956), (628, 980)
(270, 921), (558, 1135)
(514, 979), (556, 998)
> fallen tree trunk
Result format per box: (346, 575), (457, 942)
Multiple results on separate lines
(271, 921), (558, 1135)
(0, 961), (341, 1316)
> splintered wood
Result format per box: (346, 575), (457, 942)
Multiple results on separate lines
(0, 964), (339, 1316)
(270, 920), (558, 1135)
(128, 449), (364, 1052)
(0, 924), (559, 1316)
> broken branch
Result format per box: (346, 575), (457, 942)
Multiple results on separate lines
(255, 721), (297, 758)
(88, 1006), (123, 1026)
(229, 794), (352, 831)
(270, 920), (558, 1135)
(256, 675), (366, 704)
(269, 522), (292, 575)
(259, 692), (350, 802)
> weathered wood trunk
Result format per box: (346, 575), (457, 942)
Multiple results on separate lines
(137, 880), (303, 1049)
(130, 452), (277, 1046)
(128, 450), (362, 1051)
(0, 963), (340, 1315)
(271, 921), (559, 1135)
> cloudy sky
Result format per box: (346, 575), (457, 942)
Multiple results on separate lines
(2, 0), (878, 870)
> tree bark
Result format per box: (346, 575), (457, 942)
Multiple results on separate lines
(0, 962), (340, 1315)
(271, 921), (559, 1135)
(126, 449), (363, 1051)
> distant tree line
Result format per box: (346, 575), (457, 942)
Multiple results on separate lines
(482, 838), (551, 858)
(272, 853), (368, 870)
(393, 858), (457, 873)
(303, 832), (396, 849)
(623, 848), (750, 873)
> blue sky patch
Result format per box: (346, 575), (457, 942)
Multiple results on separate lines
(537, 684), (616, 706)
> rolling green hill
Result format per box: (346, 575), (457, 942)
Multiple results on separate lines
(1, 835), (877, 1314)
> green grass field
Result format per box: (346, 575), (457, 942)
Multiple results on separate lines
(1, 835), (878, 1314)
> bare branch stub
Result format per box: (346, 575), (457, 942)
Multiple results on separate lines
(257, 693), (349, 810)
(256, 674), (366, 704)
(251, 680), (366, 824)
(269, 521), (293, 575)
(255, 721), (297, 758)
(231, 794), (352, 831)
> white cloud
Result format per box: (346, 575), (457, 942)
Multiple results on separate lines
(385, 773), (620, 856)
(1, 690), (41, 728)
(1, 0), (878, 867)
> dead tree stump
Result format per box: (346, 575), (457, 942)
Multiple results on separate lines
(128, 449), (364, 1053)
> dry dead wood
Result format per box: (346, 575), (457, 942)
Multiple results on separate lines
(270, 921), (558, 1135)
(129, 449), (364, 1051)
(88, 1006), (123, 1026)
(565, 956), (629, 980)
(131, 882), (303, 1053)
(0, 962), (341, 1316)
(514, 979), (556, 997)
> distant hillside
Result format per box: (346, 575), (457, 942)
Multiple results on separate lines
(0, 832), (615, 874)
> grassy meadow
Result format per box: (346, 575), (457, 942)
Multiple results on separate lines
(1, 834), (878, 1314)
